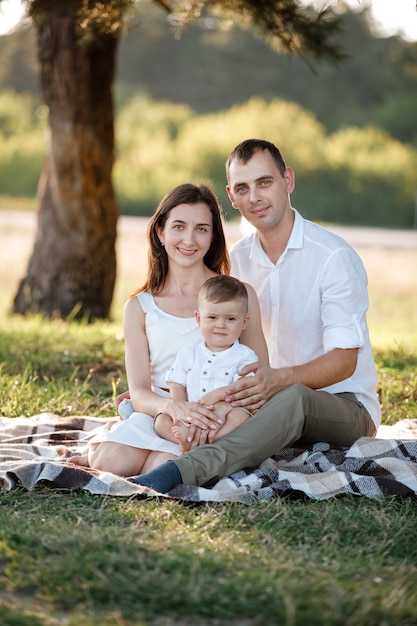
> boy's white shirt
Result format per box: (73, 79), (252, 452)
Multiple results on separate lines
(166, 339), (257, 402)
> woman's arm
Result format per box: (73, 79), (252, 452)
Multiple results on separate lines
(123, 296), (155, 412)
(123, 296), (220, 427)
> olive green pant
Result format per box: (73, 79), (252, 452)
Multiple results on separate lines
(173, 384), (377, 487)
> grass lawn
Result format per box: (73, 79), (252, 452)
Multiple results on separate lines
(0, 216), (416, 625)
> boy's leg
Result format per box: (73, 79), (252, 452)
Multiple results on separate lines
(211, 405), (250, 441)
(154, 413), (177, 443)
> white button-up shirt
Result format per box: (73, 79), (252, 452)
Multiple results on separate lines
(230, 209), (381, 426)
(166, 339), (258, 402)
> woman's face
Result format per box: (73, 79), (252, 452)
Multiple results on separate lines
(156, 202), (213, 267)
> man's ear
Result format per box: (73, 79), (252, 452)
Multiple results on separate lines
(226, 185), (238, 210)
(284, 167), (295, 194)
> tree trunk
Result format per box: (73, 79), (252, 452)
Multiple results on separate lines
(13, 7), (119, 320)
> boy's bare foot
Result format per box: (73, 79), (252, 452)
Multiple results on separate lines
(67, 454), (89, 467)
(172, 424), (211, 452)
(172, 423), (193, 452)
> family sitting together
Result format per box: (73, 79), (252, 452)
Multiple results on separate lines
(70, 138), (381, 494)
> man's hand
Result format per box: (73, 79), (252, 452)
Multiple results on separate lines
(224, 349), (359, 412)
(224, 362), (280, 412)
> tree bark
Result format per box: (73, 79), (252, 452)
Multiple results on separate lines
(13, 7), (119, 320)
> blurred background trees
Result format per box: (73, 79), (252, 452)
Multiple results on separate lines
(0, 0), (352, 319)
(1, 2), (416, 231)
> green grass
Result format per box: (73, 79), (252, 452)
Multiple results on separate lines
(0, 314), (126, 418)
(0, 491), (416, 625)
(0, 304), (416, 625)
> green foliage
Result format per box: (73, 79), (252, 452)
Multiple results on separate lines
(1, 89), (416, 227)
(0, 91), (46, 198)
(1, 4), (417, 226)
(3, 5), (417, 147)
(114, 94), (195, 212)
(113, 96), (417, 227)
(296, 126), (417, 227)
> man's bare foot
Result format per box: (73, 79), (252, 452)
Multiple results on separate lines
(67, 454), (89, 467)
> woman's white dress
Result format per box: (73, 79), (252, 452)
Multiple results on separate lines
(90, 292), (202, 456)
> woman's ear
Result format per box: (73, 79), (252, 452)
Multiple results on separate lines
(155, 224), (164, 245)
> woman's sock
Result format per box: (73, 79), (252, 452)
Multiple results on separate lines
(128, 460), (183, 493)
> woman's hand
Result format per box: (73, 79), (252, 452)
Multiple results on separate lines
(176, 423), (213, 449)
(169, 400), (222, 431)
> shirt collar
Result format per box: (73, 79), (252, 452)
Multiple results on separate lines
(250, 208), (304, 266)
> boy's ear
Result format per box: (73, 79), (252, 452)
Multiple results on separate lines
(242, 315), (250, 330)
(195, 311), (200, 323)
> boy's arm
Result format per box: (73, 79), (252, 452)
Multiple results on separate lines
(170, 382), (187, 403)
(199, 386), (228, 406)
(200, 351), (258, 406)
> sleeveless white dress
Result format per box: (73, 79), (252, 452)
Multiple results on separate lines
(90, 292), (202, 456)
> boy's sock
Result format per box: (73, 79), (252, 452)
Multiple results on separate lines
(128, 460), (183, 493)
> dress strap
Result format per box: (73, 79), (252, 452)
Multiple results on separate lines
(137, 292), (154, 313)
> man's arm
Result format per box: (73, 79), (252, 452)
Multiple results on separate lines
(225, 347), (359, 411)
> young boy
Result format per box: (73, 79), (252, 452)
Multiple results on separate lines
(118, 275), (261, 451)
(159, 274), (260, 451)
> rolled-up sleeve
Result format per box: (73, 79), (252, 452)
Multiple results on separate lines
(321, 248), (369, 352)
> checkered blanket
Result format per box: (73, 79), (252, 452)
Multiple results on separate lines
(1, 414), (416, 502)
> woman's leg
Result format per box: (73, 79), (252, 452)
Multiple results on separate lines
(69, 443), (177, 477)
(88, 441), (152, 476)
(141, 451), (178, 474)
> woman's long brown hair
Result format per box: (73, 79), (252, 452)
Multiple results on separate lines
(131, 183), (230, 296)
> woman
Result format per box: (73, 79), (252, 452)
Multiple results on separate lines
(70, 183), (267, 477)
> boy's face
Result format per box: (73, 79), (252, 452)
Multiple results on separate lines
(196, 298), (249, 351)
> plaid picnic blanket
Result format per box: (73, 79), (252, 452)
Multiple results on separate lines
(1, 413), (416, 502)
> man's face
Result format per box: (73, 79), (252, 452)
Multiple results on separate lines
(226, 149), (294, 233)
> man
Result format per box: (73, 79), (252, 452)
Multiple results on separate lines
(129, 138), (381, 493)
